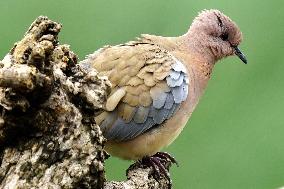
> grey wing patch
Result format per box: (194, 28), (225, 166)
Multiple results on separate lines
(166, 72), (184, 87)
(172, 84), (184, 103)
(101, 57), (189, 142)
(149, 106), (170, 124)
(169, 70), (180, 80)
(164, 93), (174, 109)
(151, 90), (167, 109)
(104, 116), (155, 141)
(167, 59), (189, 104)
(125, 118), (155, 139)
(167, 103), (181, 119)
(171, 82), (188, 103)
(104, 118), (125, 140)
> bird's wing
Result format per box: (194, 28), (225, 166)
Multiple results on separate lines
(82, 40), (189, 141)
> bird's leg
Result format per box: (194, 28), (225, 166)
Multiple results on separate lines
(141, 155), (172, 187)
(139, 151), (178, 187)
(141, 156), (165, 176)
(154, 152), (179, 167)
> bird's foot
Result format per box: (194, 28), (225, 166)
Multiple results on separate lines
(140, 152), (178, 187)
(154, 152), (179, 167)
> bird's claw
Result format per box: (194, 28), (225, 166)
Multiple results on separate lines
(140, 152), (178, 188)
(154, 152), (179, 167)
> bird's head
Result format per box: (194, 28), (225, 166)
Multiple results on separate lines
(187, 9), (247, 64)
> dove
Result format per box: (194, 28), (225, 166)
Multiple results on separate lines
(80, 9), (247, 174)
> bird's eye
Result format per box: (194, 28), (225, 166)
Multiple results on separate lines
(217, 15), (223, 27)
(220, 33), (229, 41)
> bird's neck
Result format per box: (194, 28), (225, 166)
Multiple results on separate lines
(171, 35), (215, 80)
(185, 33), (219, 63)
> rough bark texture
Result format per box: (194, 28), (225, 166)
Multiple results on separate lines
(0, 16), (172, 189)
(104, 162), (172, 189)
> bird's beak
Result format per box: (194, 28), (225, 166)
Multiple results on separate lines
(233, 46), (247, 64)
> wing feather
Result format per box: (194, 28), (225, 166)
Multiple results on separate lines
(83, 40), (189, 141)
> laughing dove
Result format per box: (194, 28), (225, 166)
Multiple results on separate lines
(80, 9), (247, 163)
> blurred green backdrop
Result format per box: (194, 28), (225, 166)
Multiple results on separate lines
(0, 0), (284, 188)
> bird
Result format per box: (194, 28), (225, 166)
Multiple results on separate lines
(80, 9), (247, 176)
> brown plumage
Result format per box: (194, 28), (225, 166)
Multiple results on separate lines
(81, 9), (247, 160)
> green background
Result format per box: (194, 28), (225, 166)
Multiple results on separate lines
(0, 0), (283, 188)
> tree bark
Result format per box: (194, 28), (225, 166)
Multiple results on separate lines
(0, 16), (172, 189)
